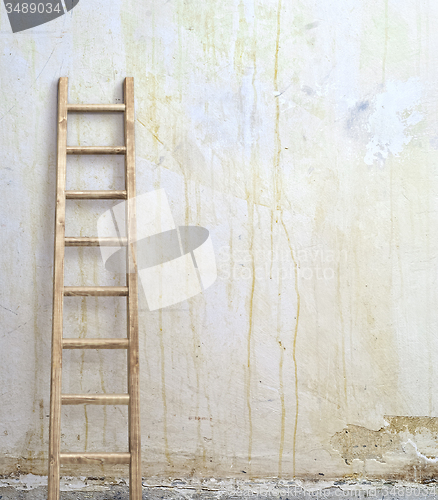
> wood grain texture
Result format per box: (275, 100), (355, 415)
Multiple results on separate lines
(124, 77), (142, 500)
(48, 77), (68, 500)
(66, 146), (126, 155)
(60, 453), (131, 465)
(64, 286), (128, 296)
(62, 338), (129, 349)
(66, 190), (127, 199)
(67, 104), (125, 112)
(65, 237), (128, 246)
(61, 394), (130, 405)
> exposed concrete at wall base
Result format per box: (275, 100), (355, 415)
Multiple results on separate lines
(3, 476), (438, 500)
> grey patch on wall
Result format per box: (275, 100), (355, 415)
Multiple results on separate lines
(331, 416), (438, 465)
(305, 21), (320, 30)
(345, 100), (371, 137)
(302, 86), (315, 96)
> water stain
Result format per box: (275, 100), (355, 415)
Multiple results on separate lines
(277, 331), (286, 476)
(246, 197), (256, 473)
(271, 0), (282, 279)
(78, 244), (89, 450)
(382, 0), (389, 84)
(159, 311), (172, 465)
(280, 216), (300, 477)
(336, 238), (348, 415)
(95, 291), (107, 449)
(233, 0), (249, 80)
(273, 0), (284, 473)
(188, 285), (207, 469)
(416, 0), (422, 76)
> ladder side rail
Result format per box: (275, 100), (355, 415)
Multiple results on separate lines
(48, 76), (69, 500)
(124, 77), (142, 500)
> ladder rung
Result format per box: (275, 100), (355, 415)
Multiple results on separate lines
(66, 190), (127, 200)
(65, 237), (128, 247)
(62, 394), (129, 405)
(67, 104), (126, 112)
(67, 146), (126, 155)
(63, 339), (129, 349)
(64, 286), (128, 296)
(60, 453), (131, 465)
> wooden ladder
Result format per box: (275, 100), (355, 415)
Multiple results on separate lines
(48, 77), (141, 500)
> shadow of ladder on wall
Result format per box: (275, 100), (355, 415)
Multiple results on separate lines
(48, 77), (141, 500)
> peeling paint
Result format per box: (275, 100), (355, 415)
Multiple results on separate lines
(332, 417), (438, 466)
(364, 79), (423, 165)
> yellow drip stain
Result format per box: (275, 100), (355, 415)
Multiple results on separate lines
(382, 0), (389, 84)
(227, 225), (234, 306)
(78, 244), (89, 450)
(204, 379), (214, 467)
(30, 158), (41, 458)
(184, 174), (190, 227)
(246, 199), (256, 472)
(273, 0), (282, 201)
(176, 0), (184, 100)
(273, 1), (285, 476)
(137, 118), (164, 146)
(159, 312), (171, 465)
(416, 1), (422, 75)
(278, 345), (286, 477)
(271, 0), (282, 276)
(95, 294), (108, 447)
(281, 216), (300, 477)
(203, 0), (218, 65)
(233, 0), (249, 80)
(243, 8), (260, 473)
(189, 273), (206, 469)
(270, 212), (274, 279)
(337, 249), (348, 412)
(39, 400), (44, 461)
(84, 405), (89, 451)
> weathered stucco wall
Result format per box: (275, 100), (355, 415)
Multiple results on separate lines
(2, 0), (438, 483)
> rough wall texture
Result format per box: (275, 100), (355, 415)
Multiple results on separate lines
(1, 0), (438, 483)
